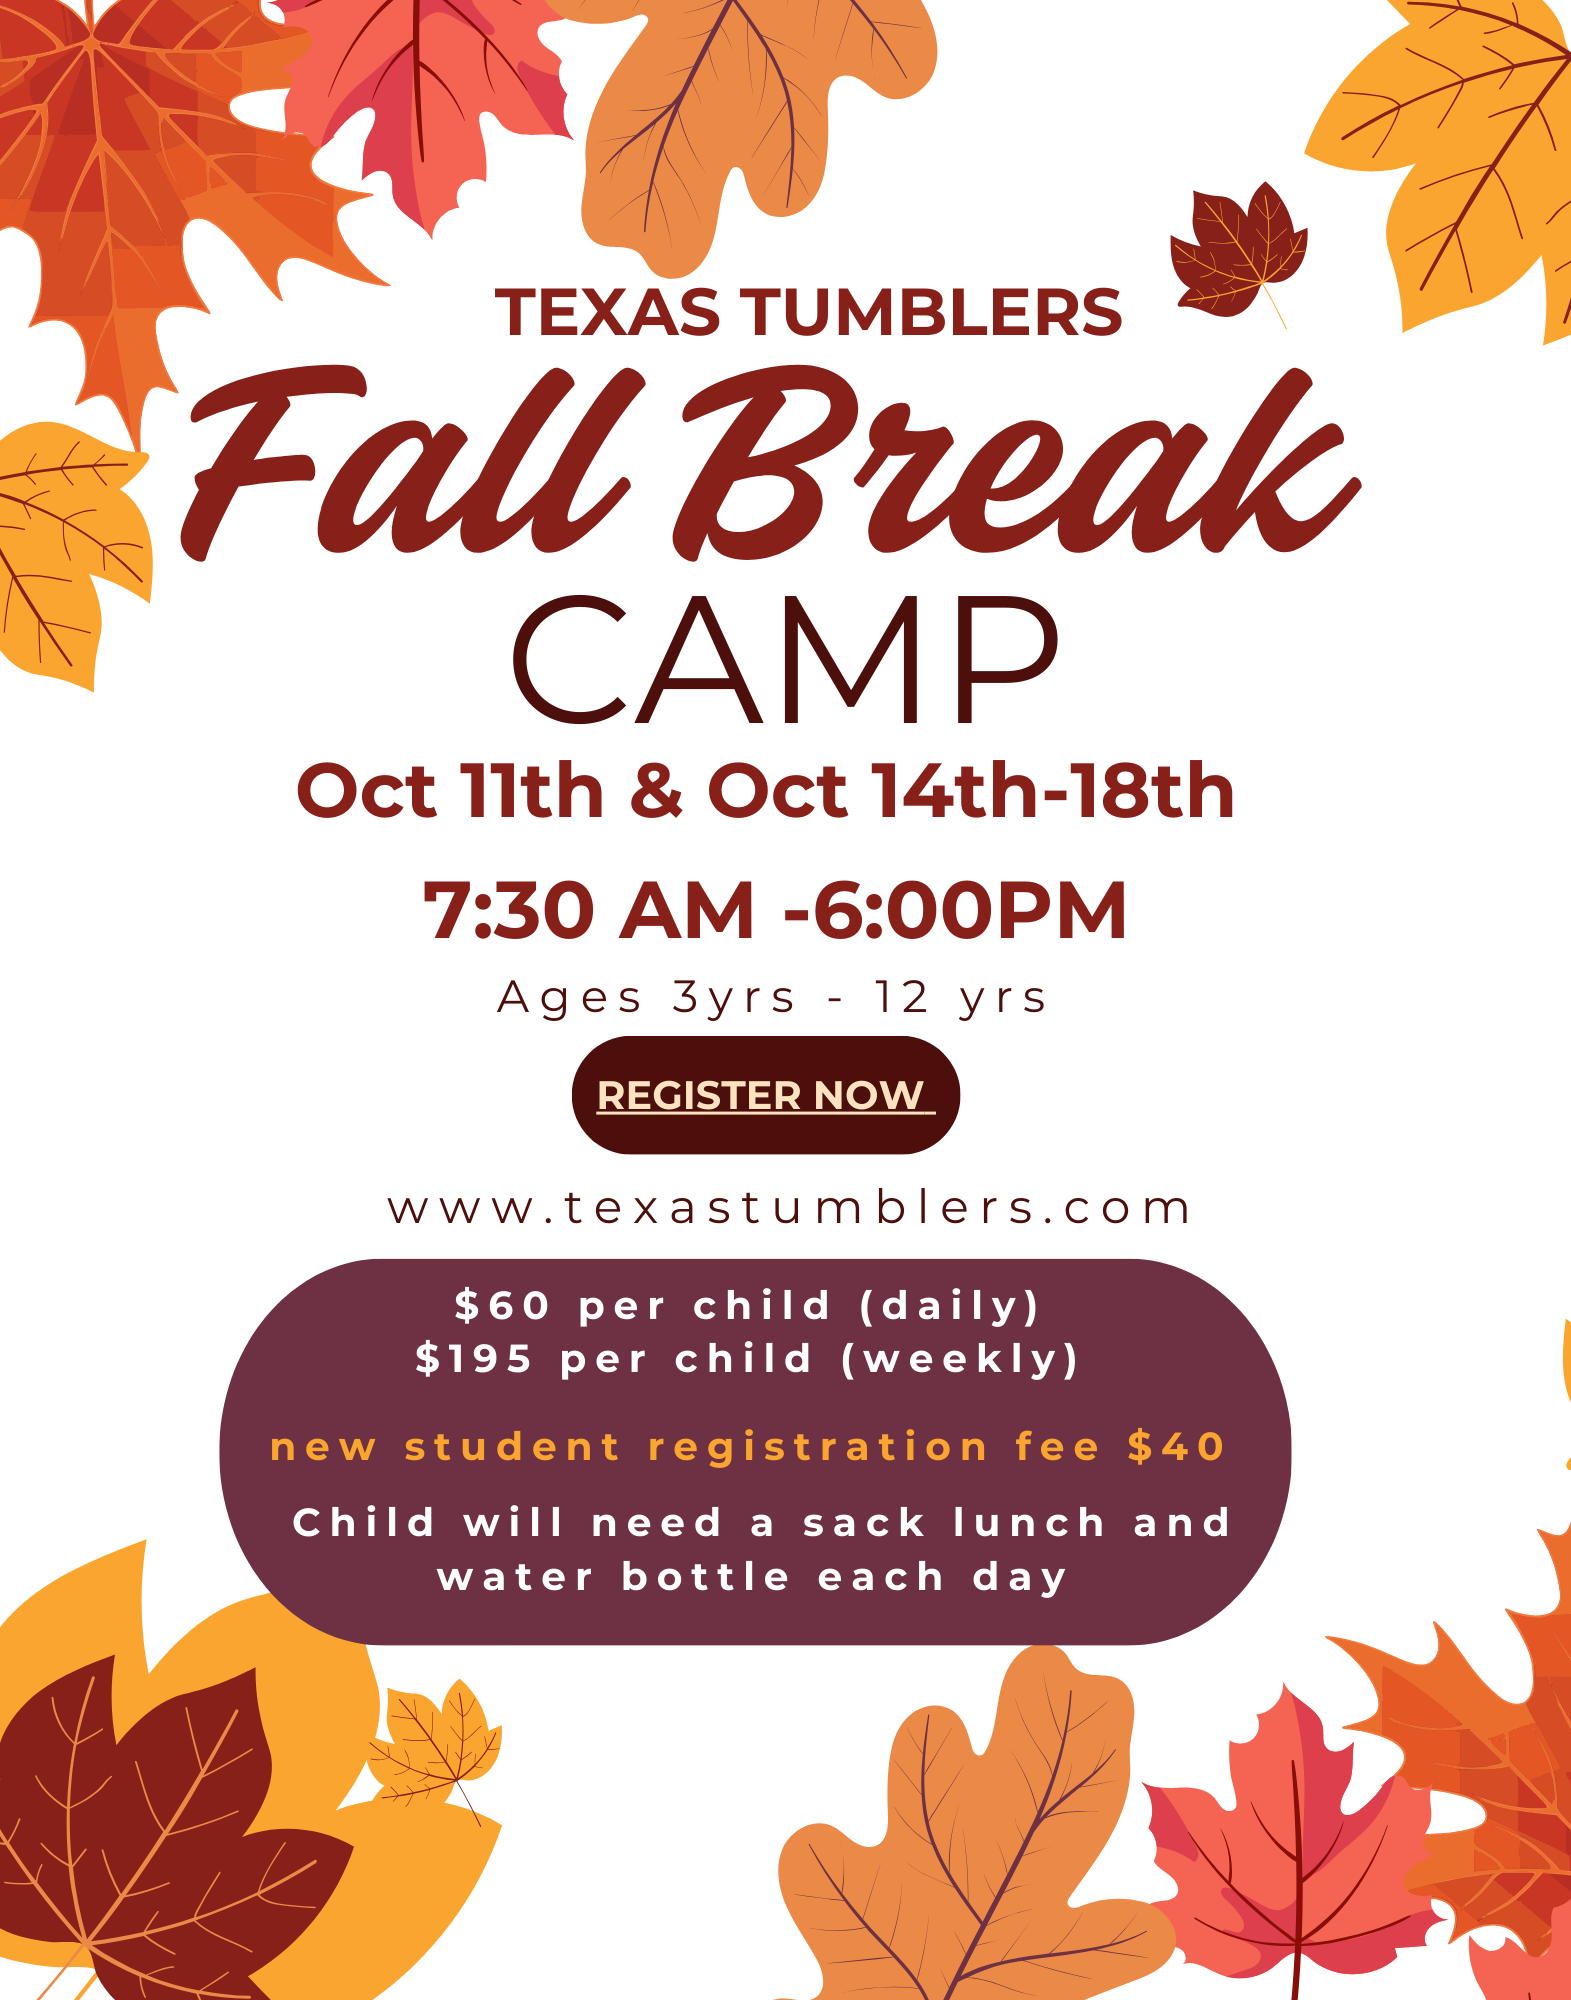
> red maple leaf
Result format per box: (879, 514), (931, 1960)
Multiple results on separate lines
(1148, 1690), (1438, 1998)
(0, 1658), (350, 2000)
(1172, 184), (1307, 322)
(282, 0), (567, 232)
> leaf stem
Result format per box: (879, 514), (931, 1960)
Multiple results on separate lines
(1295, 1760), (1303, 2000)
(1260, 280), (1287, 330)
(33, 1950), (86, 2000)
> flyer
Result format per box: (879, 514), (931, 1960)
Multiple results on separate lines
(4, 1), (1570, 1997)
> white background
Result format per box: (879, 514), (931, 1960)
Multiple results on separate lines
(2, 0), (1569, 1996)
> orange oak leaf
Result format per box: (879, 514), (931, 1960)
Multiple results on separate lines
(0, 1656), (351, 2000)
(1471, 1898), (1571, 1997)
(281, 0), (566, 233)
(0, 0), (376, 446)
(1148, 1690), (1438, 1994)
(552, 0), (937, 278)
(1307, 0), (1571, 341)
(778, 1645), (1174, 2000)
(0, 421), (150, 689)
(1337, 1523), (1571, 1953)
(1172, 185), (1307, 322)
(367, 1683), (502, 1821)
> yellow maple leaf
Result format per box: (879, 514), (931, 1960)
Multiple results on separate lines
(1308, 0), (1571, 340)
(369, 1682), (503, 1821)
(0, 423), (151, 690)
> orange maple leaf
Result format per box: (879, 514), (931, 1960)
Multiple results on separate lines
(1338, 1523), (1571, 1953)
(553, 0), (937, 278)
(0, 0), (377, 445)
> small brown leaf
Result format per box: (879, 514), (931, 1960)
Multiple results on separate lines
(1172, 183), (1307, 321)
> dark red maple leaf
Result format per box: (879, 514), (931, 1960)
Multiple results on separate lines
(1148, 1691), (1437, 1999)
(0, 1658), (350, 2000)
(1172, 184), (1307, 322)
